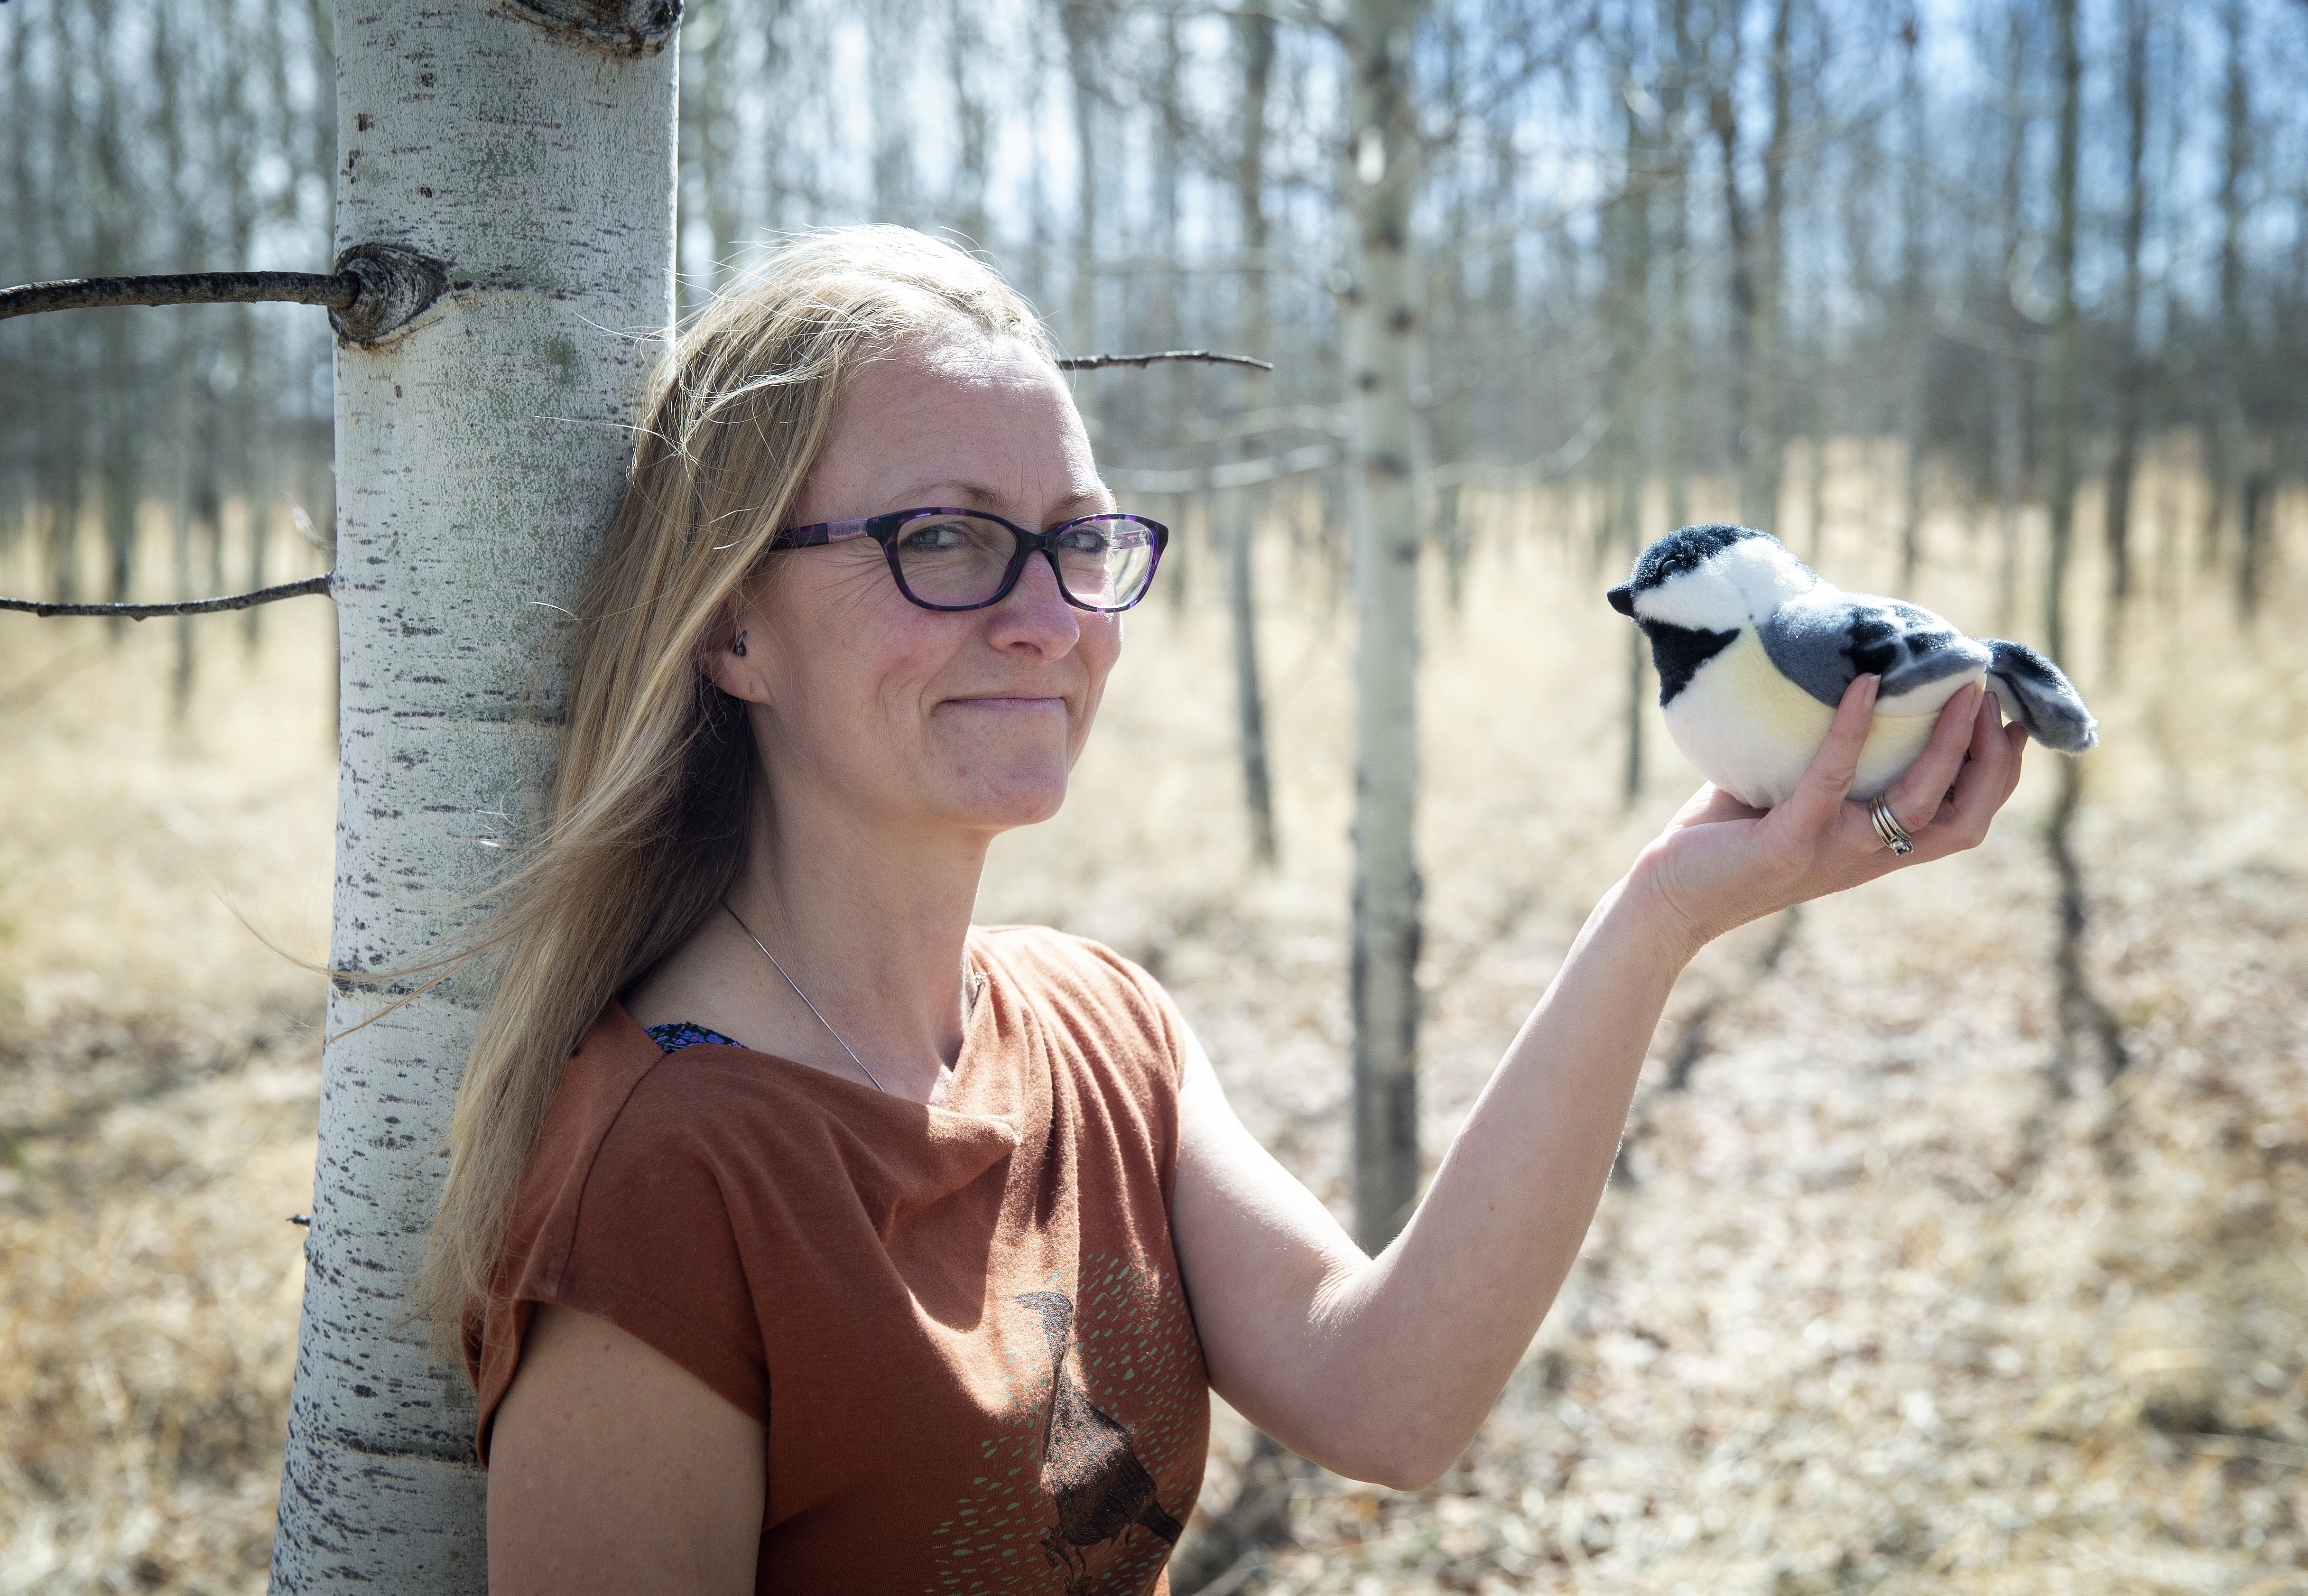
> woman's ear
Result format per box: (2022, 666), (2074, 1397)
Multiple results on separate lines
(699, 605), (770, 705)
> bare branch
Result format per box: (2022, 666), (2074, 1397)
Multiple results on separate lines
(1424, 411), (1610, 492)
(1057, 350), (1273, 372)
(1104, 444), (1339, 494)
(0, 573), (334, 620)
(0, 271), (358, 322)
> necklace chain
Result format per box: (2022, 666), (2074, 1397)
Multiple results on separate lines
(721, 900), (984, 1096)
(722, 900), (885, 1092)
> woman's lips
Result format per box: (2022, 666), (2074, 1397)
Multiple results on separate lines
(941, 696), (1066, 711)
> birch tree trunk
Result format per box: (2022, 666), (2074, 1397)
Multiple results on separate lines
(2102, 0), (2149, 668)
(1707, 3), (1754, 522)
(2209, 0), (2251, 599)
(269, 5), (678, 1590)
(2039, 0), (2123, 1092)
(1607, 39), (1652, 805)
(1345, 0), (1427, 1253)
(1748, 0), (1791, 532)
(1894, 46), (1927, 594)
(1228, 6), (1279, 868)
(1658, 0), (1693, 537)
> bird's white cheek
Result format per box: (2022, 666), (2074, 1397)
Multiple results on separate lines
(1637, 582), (1747, 632)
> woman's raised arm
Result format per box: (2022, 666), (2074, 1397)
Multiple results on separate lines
(1169, 676), (2027, 1488)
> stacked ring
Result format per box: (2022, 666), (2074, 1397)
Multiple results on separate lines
(1869, 796), (1916, 855)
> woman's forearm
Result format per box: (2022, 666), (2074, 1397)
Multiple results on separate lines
(1186, 687), (2018, 1486)
(1299, 871), (1695, 1486)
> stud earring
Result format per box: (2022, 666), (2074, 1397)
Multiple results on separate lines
(732, 632), (748, 658)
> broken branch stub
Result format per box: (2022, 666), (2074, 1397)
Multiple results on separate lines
(329, 243), (451, 347)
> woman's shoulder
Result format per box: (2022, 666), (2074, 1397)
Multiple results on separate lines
(968, 924), (1186, 1075)
(531, 1005), (848, 1181)
(970, 923), (1166, 1004)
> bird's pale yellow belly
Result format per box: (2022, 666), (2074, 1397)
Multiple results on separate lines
(1660, 630), (1980, 808)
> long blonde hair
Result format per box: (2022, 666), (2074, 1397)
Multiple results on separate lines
(416, 227), (1054, 1359)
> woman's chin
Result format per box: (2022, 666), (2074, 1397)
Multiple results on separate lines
(935, 766), (1072, 834)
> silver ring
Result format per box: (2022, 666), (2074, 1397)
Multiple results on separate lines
(1870, 796), (1916, 855)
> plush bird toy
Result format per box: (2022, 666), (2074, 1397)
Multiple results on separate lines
(1608, 524), (2098, 810)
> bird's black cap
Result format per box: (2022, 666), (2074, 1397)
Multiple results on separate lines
(1622, 523), (1764, 596)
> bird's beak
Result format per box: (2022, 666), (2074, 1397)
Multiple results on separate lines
(1607, 584), (1635, 618)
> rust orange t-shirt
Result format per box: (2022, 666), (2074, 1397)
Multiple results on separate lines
(466, 925), (1212, 1595)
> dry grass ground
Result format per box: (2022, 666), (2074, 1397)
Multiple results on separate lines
(1, 452), (2302, 1594)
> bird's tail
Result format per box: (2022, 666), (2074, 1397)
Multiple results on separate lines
(1136, 1496), (1185, 1546)
(1981, 639), (2099, 753)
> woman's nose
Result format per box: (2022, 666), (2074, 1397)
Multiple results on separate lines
(985, 552), (1081, 657)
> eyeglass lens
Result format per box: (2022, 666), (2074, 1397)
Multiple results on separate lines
(890, 511), (1159, 609)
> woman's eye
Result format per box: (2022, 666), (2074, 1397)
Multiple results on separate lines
(899, 520), (971, 553)
(1054, 528), (1112, 556)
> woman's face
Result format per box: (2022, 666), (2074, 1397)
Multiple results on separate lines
(719, 329), (1124, 844)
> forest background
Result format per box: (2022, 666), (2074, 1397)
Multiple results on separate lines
(3, 0), (2307, 1591)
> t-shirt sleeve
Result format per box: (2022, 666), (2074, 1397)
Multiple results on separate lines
(469, 1058), (768, 1464)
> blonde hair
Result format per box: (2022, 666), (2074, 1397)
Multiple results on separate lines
(416, 227), (1054, 1360)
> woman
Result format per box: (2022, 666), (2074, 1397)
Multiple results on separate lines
(433, 227), (2025, 1595)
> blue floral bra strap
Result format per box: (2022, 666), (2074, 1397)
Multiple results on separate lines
(645, 1020), (742, 1054)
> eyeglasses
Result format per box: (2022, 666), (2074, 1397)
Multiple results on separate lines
(766, 507), (1169, 613)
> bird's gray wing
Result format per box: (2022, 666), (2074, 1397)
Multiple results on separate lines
(1759, 590), (1989, 709)
(1981, 638), (2099, 752)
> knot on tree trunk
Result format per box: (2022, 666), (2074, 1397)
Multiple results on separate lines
(330, 244), (451, 348)
(503, 0), (684, 54)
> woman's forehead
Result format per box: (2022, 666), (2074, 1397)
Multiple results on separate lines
(814, 332), (1104, 515)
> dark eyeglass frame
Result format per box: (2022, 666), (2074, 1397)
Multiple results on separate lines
(766, 507), (1170, 613)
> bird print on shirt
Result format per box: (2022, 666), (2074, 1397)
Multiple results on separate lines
(1015, 1290), (1185, 1592)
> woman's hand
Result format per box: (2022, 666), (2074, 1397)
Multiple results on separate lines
(1629, 674), (2030, 955)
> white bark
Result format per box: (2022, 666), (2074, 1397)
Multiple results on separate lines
(1345, 0), (1425, 1254)
(1231, 8), (1277, 867)
(269, 6), (677, 1591)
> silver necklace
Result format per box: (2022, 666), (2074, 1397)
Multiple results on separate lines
(722, 900), (885, 1093)
(721, 901), (986, 1096)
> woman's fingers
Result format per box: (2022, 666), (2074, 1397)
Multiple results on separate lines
(1937, 688), (2015, 842)
(1882, 682), (1984, 837)
(1781, 674), (1879, 834)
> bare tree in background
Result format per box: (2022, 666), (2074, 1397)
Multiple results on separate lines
(1706, 0), (1761, 526)
(2038, 0), (2124, 1096)
(1607, 19), (1654, 803)
(2101, 0), (2150, 669)
(2206, 0), (2250, 588)
(1895, 34), (1929, 593)
(1344, 0), (1427, 1253)
(1987, 0), (2030, 637)
(1750, 0), (1791, 532)
(1227, 6), (1279, 867)
(1657, 0), (1695, 537)
(1061, 0), (1105, 360)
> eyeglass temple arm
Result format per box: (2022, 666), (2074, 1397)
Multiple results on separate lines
(764, 515), (881, 551)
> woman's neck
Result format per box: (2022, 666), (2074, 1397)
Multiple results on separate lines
(724, 789), (988, 1097)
